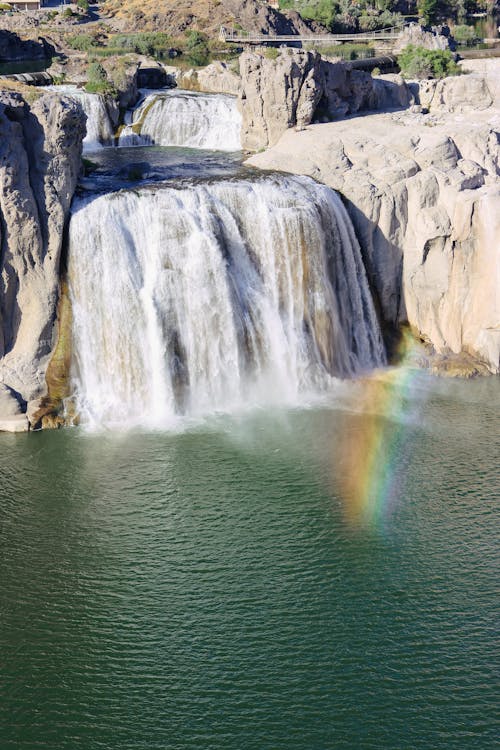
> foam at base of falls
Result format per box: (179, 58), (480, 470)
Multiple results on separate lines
(68, 175), (386, 428)
(118, 90), (242, 151)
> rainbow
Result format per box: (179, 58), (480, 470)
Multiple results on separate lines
(335, 334), (421, 530)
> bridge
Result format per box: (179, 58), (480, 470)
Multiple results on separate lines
(218, 24), (406, 46)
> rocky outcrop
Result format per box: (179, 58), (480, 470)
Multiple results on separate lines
(220, 0), (321, 35)
(416, 75), (493, 113)
(239, 49), (323, 151)
(100, 56), (139, 109)
(239, 49), (413, 150)
(0, 90), (85, 424)
(195, 62), (240, 96)
(174, 62), (241, 95)
(0, 30), (55, 63)
(393, 23), (455, 54)
(247, 103), (500, 374)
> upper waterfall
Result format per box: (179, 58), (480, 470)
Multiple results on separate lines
(68, 175), (385, 428)
(118, 90), (242, 151)
(46, 86), (115, 152)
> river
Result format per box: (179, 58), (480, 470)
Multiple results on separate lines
(0, 374), (498, 749)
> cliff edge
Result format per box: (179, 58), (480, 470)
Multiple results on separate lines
(247, 76), (500, 374)
(0, 90), (85, 425)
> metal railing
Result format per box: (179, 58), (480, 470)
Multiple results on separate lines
(219, 23), (406, 44)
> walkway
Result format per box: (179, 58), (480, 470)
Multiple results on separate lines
(218, 24), (405, 45)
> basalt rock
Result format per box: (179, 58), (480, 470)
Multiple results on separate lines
(238, 49), (413, 150)
(393, 23), (456, 54)
(0, 90), (85, 419)
(247, 97), (500, 374)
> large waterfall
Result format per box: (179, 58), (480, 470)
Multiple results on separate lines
(118, 90), (242, 151)
(68, 175), (385, 428)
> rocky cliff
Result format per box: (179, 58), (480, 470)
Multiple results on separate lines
(0, 90), (85, 426)
(247, 95), (500, 374)
(238, 49), (411, 150)
(0, 30), (55, 63)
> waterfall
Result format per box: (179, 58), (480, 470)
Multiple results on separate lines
(118, 90), (242, 151)
(68, 175), (385, 428)
(46, 85), (115, 152)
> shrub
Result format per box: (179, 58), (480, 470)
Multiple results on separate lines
(112, 32), (171, 57)
(184, 30), (209, 67)
(76, 0), (89, 12)
(62, 6), (73, 17)
(263, 46), (280, 60)
(453, 24), (477, 44)
(68, 34), (98, 51)
(85, 61), (115, 94)
(398, 45), (460, 79)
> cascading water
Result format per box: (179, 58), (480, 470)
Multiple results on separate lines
(118, 90), (242, 151)
(46, 85), (115, 152)
(68, 175), (385, 428)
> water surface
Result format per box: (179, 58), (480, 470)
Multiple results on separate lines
(0, 373), (498, 749)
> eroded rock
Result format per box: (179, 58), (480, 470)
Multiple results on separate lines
(0, 90), (85, 410)
(247, 108), (500, 373)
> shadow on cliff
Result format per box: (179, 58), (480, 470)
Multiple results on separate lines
(340, 193), (408, 364)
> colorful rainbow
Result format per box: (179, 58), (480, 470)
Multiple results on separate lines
(335, 334), (421, 530)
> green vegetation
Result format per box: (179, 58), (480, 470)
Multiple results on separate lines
(68, 34), (99, 51)
(85, 61), (115, 94)
(278, 0), (402, 33)
(398, 45), (461, 78)
(304, 41), (375, 59)
(112, 32), (172, 56)
(278, 0), (495, 33)
(185, 31), (209, 67)
(76, 0), (89, 12)
(452, 23), (480, 44)
(263, 46), (280, 60)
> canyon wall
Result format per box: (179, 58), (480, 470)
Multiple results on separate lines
(0, 90), (85, 425)
(247, 106), (500, 374)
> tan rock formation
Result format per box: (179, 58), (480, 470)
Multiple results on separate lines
(0, 90), (85, 412)
(247, 101), (500, 373)
(238, 50), (414, 151)
(239, 48), (323, 151)
(393, 23), (454, 54)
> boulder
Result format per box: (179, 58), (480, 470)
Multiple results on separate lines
(197, 62), (240, 96)
(416, 74), (493, 113)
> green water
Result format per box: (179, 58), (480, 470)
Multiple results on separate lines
(0, 372), (498, 749)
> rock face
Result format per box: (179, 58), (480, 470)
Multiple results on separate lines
(0, 90), (85, 412)
(393, 23), (455, 54)
(0, 30), (55, 63)
(175, 62), (241, 95)
(416, 75), (493, 113)
(247, 104), (500, 374)
(239, 49), (412, 150)
(239, 49), (323, 151)
(220, 0), (319, 35)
